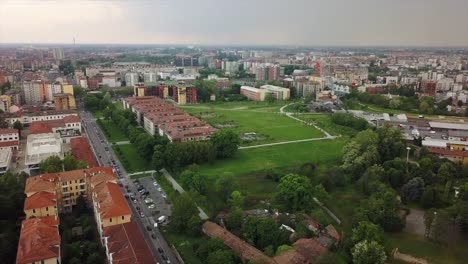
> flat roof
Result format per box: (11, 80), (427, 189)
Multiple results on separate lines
(429, 121), (468, 131)
(241, 86), (262, 92)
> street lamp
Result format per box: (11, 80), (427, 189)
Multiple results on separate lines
(406, 146), (411, 163)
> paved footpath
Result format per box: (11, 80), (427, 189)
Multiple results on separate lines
(160, 169), (209, 220)
(239, 136), (336, 150)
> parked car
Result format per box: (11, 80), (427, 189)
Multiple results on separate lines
(139, 211), (145, 218)
(148, 204), (156, 209)
(144, 198), (153, 204)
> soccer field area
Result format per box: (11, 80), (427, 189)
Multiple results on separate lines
(180, 102), (325, 145)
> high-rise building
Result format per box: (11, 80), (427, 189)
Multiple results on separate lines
(255, 63), (281, 81)
(143, 72), (158, 83)
(52, 48), (64, 60)
(125, 72), (139, 87)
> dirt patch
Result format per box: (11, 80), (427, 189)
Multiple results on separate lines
(405, 208), (426, 236)
(241, 132), (267, 141)
(392, 248), (428, 264)
(213, 123), (237, 128)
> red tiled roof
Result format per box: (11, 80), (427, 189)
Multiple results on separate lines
(70, 137), (98, 167)
(428, 147), (468, 157)
(0, 128), (18, 134)
(16, 216), (60, 264)
(0, 140), (19, 147)
(103, 222), (155, 264)
(63, 115), (80, 123)
(25, 176), (55, 195)
(29, 122), (53, 134)
(94, 182), (131, 219)
(202, 221), (274, 263)
(24, 191), (57, 210)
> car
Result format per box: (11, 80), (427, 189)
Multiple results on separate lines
(409, 125), (414, 129)
(157, 216), (166, 224)
(161, 194), (167, 199)
(141, 194), (147, 199)
(157, 187), (162, 192)
(144, 198), (153, 204)
(430, 130), (436, 134)
(146, 226), (152, 231)
(148, 204), (156, 209)
(151, 234), (156, 240)
(154, 222), (159, 228)
(161, 254), (167, 261)
(129, 194), (135, 199)
(132, 199), (137, 204)
(158, 248), (164, 254)
(153, 181), (158, 186)
(136, 206), (140, 211)
(139, 212), (145, 218)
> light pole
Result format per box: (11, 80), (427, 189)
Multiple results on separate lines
(406, 146), (411, 163)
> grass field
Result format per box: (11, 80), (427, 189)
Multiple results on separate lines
(295, 114), (359, 137)
(112, 144), (150, 173)
(92, 101), (124, 118)
(98, 120), (128, 142)
(196, 138), (346, 202)
(181, 102), (324, 145)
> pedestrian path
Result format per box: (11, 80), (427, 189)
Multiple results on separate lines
(239, 136), (336, 150)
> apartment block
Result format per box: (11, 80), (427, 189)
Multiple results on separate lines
(260, 85), (291, 100)
(240, 86), (270, 101)
(134, 82), (198, 104)
(124, 96), (216, 142)
(0, 128), (19, 150)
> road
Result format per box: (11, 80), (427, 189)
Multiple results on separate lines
(78, 102), (180, 264)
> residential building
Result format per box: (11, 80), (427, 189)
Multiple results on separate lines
(260, 85), (290, 100)
(134, 82), (198, 104)
(0, 148), (12, 174)
(437, 78), (455, 91)
(241, 86), (270, 101)
(29, 115), (82, 143)
(255, 63), (281, 81)
(16, 216), (61, 264)
(0, 128), (19, 150)
(52, 48), (64, 60)
(54, 93), (72, 111)
(0, 95), (12, 112)
(143, 72), (158, 83)
(5, 110), (78, 126)
(70, 137), (98, 168)
(124, 96), (216, 141)
(125, 72), (139, 87)
(25, 133), (63, 173)
(222, 60), (239, 74)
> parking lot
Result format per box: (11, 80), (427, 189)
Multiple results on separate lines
(126, 175), (172, 225)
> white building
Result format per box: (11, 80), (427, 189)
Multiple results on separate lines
(222, 61), (239, 74)
(25, 133), (63, 173)
(125, 72), (139, 87)
(437, 78), (454, 91)
(260, 85), (290, 100)
(52, 48), (64, 60)
(143, 72), (158, 83)
(0, 148), (12, 174)
(22, 81), (42, 104)
(0, 128), (19, 150)
(6, 111), (78, 126)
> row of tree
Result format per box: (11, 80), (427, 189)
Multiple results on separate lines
(331, 113), (369, 131)
(40, 155), (88, 173)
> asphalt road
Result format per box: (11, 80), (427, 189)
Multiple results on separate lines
(78, 102), (179, 264)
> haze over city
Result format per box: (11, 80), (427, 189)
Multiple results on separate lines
(1, 0), (468, 46)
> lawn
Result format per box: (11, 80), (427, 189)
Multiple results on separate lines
(196, 138), (346, 202)
(112, 144), (150, 173)
(385, 233), (468, 264)
(92, 101), (124, 118)
(181, 101), (285, 113)
(181, 103), (324, 146)
(161, 228), (208, 264)
(97, 120), (128, 142)
(295, 114), (359, 137)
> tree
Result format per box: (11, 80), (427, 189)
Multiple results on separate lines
(63, 155), (88, 171)
(357, 165), (385, 195)
(351, 221), (384, 244)
(351, 240), (387, 264)
(151, 146), (165, 173)
(187, 215), (202, 236)
(210, 129), (240, 159)
(276, 174), (314, 211)
(400, 177), (425, 204)
(206, 250), (235, 264)
(243, 217), (285, 250)
(13, 120), (23, 137)
(421, 187), (435, 209)
(229, 190), (244, 208)
(39, 155), (63, 173)
(265, 93), (276, 103)
(171, 193), (199, 232)
(214, 172), (239, 201)
(84, 94), (100, 111)
(226, 207), (243, 233)
(179, 169), (207, 194)
(196, 239), (226, 259)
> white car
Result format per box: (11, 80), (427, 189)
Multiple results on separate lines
(148, 204), (156, 209)
(153, 181), (158, 186)
(161, 194), (167, 199)
(144, 198), (153, 204)
(157, 188), (162, 192)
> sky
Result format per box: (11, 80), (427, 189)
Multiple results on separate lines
(1, 0), (468, 47)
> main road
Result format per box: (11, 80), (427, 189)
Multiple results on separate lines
(78, 101), (180, 264)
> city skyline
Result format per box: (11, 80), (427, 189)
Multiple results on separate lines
(1, 0), (468, 47)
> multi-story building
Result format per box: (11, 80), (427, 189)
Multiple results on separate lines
(17, 167), (153, 263)
(54, 93), (72, 111)
(294, 80), (322, 97)
(222, 60), (239, 74)
(125, 72), (139, 87)
(437, 78), (454, 91)
(28, 115), (82, 143)
(241, 86), (270, 101)
(0, 128), (19, 150)
(260, 85), (290, 100)
(255, 63), (281, 81)
(0, 95), (11, 112)
(5, 110), (78, 126)
(25, 133), (63, 173)
(134, 82), (198, 104)
(0, 148), (12, 174)
(23, 80), (45, 104)
(143, 72), (158, 83)
(124, 96), (216, 141)
(52, 48), (64, 60)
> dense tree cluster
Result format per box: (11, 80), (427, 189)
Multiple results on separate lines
(39, 155), (88, 173)
(331, 113), (369, 131)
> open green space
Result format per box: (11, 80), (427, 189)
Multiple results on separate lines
(181, 103), (324, 146)
(92, 101), (123, 118)
(197, 138), (346, 199)
(181, 101), (285, 113)
(385, 233), (468, 264)
(161, 228), (207, 264)
(112, 144), (150, 173)
(295, 114), (360, 137)
(97, 120), (128, 142)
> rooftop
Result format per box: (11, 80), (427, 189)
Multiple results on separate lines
(93, 181), (131, 219)
(429, 121), (468, 131)
(0, 128), (18, 134)
(70, 137), (98, 168)
(103, 222), (155, 264)
(24, 191), (57, 210)
(16, 216), (60, 264)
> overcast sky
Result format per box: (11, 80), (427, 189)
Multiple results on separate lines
(1, 0), (467, 46)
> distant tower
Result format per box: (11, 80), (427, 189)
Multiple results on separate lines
(73, 37), (76, 46)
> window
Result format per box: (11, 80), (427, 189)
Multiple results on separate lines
(109, 218), (112, 222)
(32, 209), (36, 213)
(121, 216), (124, 220)
(46, 207), (49, 211)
